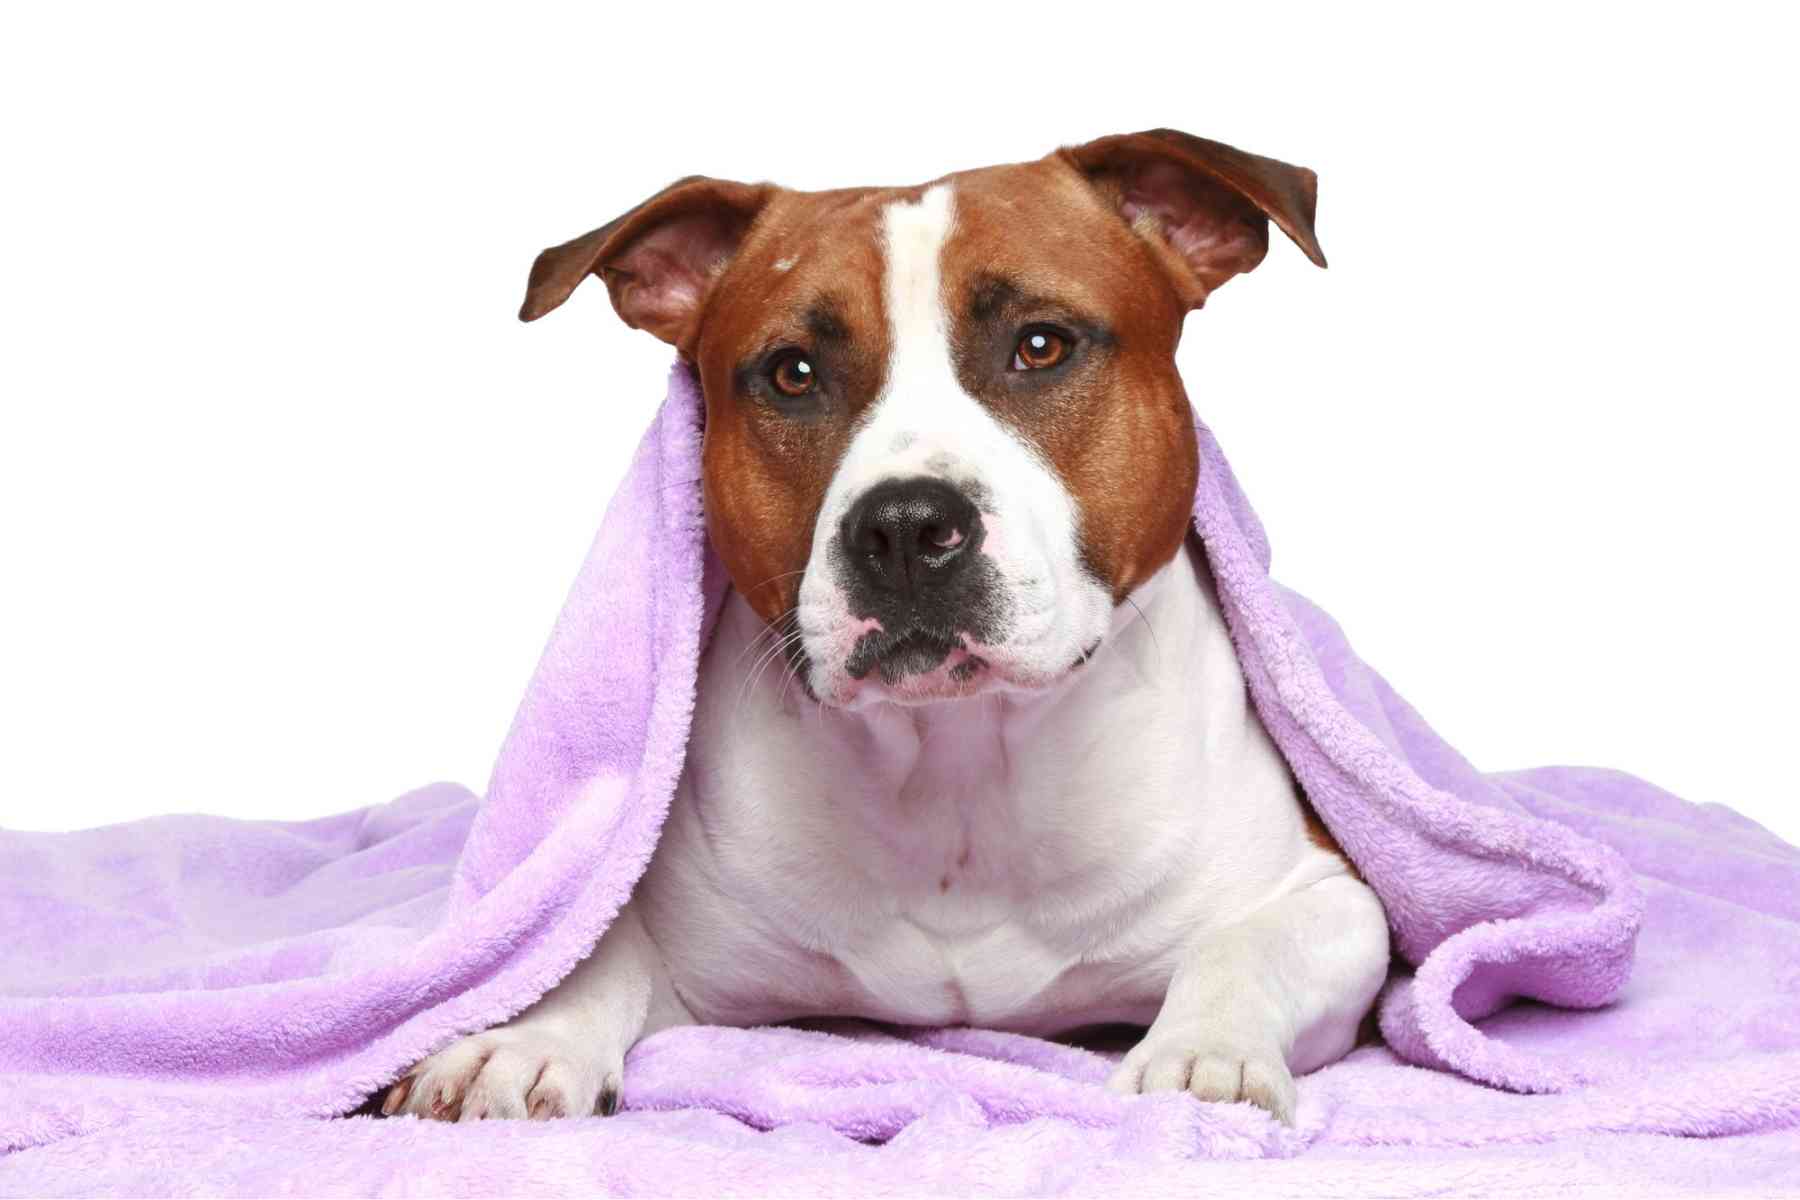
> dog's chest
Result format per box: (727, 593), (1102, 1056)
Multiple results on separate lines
(637, 544), (1318, 1033)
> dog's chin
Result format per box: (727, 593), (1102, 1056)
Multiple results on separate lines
(837, 666), (994, 709)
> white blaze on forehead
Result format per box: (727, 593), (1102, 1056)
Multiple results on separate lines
(828, 183), (977, 488)
(793, 182), (1115, 700)
(883, 185), (956, 353)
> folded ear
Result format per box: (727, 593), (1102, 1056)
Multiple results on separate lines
(519, 175), (773, 349)
(1060, 128), (1326, 306)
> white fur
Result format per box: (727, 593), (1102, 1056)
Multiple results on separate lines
(393, 183), (1391, 1127)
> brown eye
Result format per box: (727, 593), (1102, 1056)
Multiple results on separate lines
(1012, 329), (1070, 371)
(770, 352), (817, 397)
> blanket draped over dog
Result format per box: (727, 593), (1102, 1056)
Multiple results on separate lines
(4, 364), (1799, 1196)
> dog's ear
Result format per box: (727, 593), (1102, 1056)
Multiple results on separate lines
(1061, 129), (1326, 306)
(519, 176), (774, 349)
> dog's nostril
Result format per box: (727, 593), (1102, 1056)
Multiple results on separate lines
(841, 477), (983, 594)
(856, 525), (891, 559)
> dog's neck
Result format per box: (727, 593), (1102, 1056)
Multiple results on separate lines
(696, 534), (1281, 869)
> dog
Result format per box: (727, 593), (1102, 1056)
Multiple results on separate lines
(383, 129), (1391, 1127)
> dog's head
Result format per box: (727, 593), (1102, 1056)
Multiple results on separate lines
(523, 129), (1324, 707)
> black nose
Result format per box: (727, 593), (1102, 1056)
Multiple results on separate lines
(841, 477), (984, 596)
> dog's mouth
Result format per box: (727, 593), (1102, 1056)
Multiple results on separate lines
(844, 627), (988, 687)
(815, 622), (1110, 708)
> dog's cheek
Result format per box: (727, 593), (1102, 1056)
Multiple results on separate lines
(1068, 373), (1198, 601)
(701, 437), (822, 624)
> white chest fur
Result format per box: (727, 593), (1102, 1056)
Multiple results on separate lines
(634, 538), (1351, 1035)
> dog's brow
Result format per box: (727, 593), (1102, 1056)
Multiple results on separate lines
(805, 297), (851, 344)
(968, 273), (1091, 326)
(967, 272), (1114, 345)
(969, 274), (1023, 322)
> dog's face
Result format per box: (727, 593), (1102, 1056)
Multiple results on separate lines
(522, 130), (1324, 706)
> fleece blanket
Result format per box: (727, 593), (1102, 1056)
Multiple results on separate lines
(3, 363), (1798, 1197)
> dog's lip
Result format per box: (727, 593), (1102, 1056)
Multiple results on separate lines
(839, 626), (1101, 685)
(844, 625), (963, 682)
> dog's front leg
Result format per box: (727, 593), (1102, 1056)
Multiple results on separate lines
(384, 901), (689, 1121)
(1107, 873), (1389, 1125)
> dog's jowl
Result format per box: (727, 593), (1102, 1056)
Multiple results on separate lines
(386, 129), (1390, 1127)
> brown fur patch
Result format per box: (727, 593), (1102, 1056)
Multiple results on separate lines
(938, 157), (1200, 601)
(690, 187), (899, 623)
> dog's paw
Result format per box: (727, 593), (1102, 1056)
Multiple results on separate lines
(1106, 1032), (1296, 1126)
(382, 1028), (621, 1122)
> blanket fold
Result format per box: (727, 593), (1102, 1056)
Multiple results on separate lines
(4, 363), (1797, 1193)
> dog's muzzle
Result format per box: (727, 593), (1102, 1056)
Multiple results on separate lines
(836, 477), (1000, 684)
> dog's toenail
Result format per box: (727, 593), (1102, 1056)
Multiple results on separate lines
(380, 1078), (412, 1116)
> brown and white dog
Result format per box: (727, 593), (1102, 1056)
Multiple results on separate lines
(385, 129), (1390, 1126)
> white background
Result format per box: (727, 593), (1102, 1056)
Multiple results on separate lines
(2, 5), (1795, 842)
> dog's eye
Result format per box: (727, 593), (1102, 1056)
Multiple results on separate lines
(769, 352), (817, 397)
(1012, 329), (1071, 371)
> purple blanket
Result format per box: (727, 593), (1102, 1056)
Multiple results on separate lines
(4, 364), (1798, 1196)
